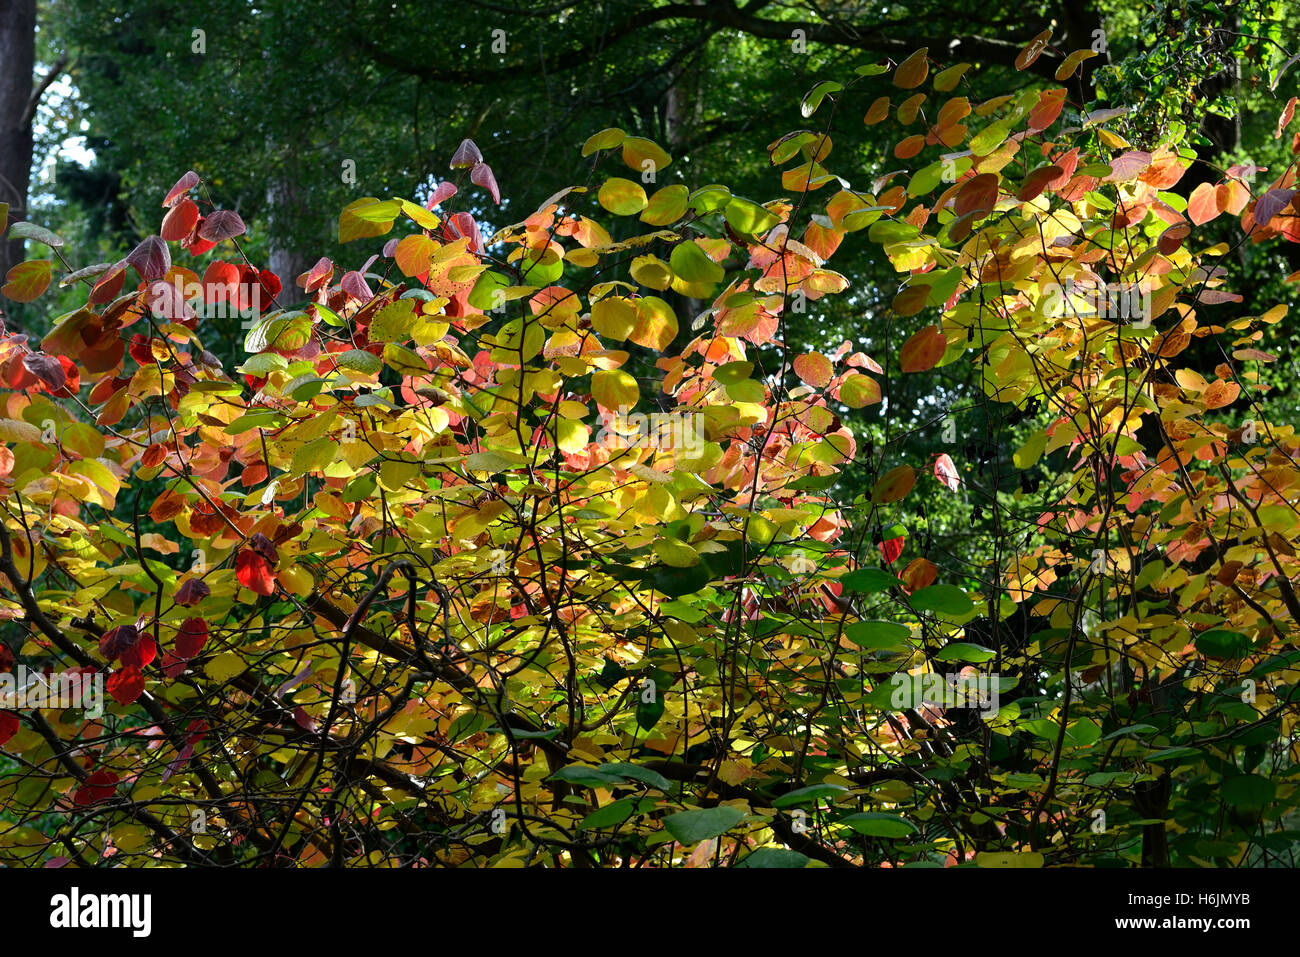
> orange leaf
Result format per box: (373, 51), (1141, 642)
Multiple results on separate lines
(864, 96), (891, 125)
(2, 260), (52, 302)
(955, 173), (999, 218)
(1203, 380), (1240, 409)
(1216, 179), (1250, 217)
(1188, 182), (1221, 226)
(872, 465), (916, 503)
(1016, 29), (1053, 71)
(899, 325), (947, 372)
(794, 352), (834, 388)
(894, 135), (925, 159)
(901, 557), (938, 592)
(141, 444), (168, 468)
(893, 48), (929, 89)
(892, 284), (930, 316)
(1277, 96), (1298, 140)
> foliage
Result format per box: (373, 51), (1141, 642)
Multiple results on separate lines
(2, 37), (1300, 867)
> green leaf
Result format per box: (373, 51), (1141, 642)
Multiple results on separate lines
(292, 436), (336, 475)
(582, 128), (626, 156)
(801, 80), (843, 117)
(712, 360), (754, 385)
(723, 197), (780, 235)
(934, 642), (995, 663)
(341, 472), (377, 503)
(369, 299), (417, 343)
(663, 806), (746, 845)
(840, 567), (903, 593)
(579, 798), (639, 829)
(669, 241), (724, 284)
(736, 847), (811, 868)
(771, 784), (848, 808)
(844, 619), (911, 650)
(910, 584), (974, 616)
(8, 221), (64, 248)
(840, 812), (918, 838)
(1194, 629), (1252, 659)
(335, 348), (382, 376)
(467, 270), (511, 311)
(236, 353), (288, 376)
(603, 762), (673, 791)
(636, 691), (666, 730)
(1221, 774), (1275, 809)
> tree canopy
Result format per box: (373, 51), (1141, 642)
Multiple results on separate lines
(1, 0), (1300, 869)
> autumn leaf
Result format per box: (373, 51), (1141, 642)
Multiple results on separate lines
(107, 666), (146, 705)
(2, 260), (52, 302)
(899, 325), (947, 372)
(235, 549), (277, 597)
(933, 453), (960, 492)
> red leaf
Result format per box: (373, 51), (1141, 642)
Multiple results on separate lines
(934, 453), (960, 492)
(1017, 165), (1064, 201)
(160, 651), (188, 679)
(954, 173), (998, 219)
(426, 181), (458, 208)
(162, 170), (199, 207)
(23, 352), (66, 391)
(340, 270), (372, 302)
(107, 666), (145, 705)
(236, 549), (276, 597)
(1157, 223), (1190, 254)
(48, 355), (81, 398)
(1254, 188), (1297, 229)
(198, 210), (247, 243)
(470, 162), (501, 204)
(90, 261), (127, 304)
(249, 532), (279, 564)
(203, 260), (241, 302)
(161, 198), (200, 241)
(175, 579), (210, 606)
(119, 634), (157, 669)
(1026, 88), (1066, 133)
(99, 624), (140, 661)
(447, 212), (483, 254)
(0, 710), (19, 746)
(182, 215), (218, 256)
(127, 235), (171, 281)
(879, 536), (905, 564)
(302, 256), (333, 293)
(176, 617), (209, 659)
(73, 768), (120, 806)
(450, 138), (483, 169)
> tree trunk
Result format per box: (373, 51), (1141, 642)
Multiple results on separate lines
(266, 174), (306, 302)
(0, 0), (37, 286)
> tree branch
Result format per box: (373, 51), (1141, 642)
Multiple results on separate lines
(20, 54), (69, 130)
